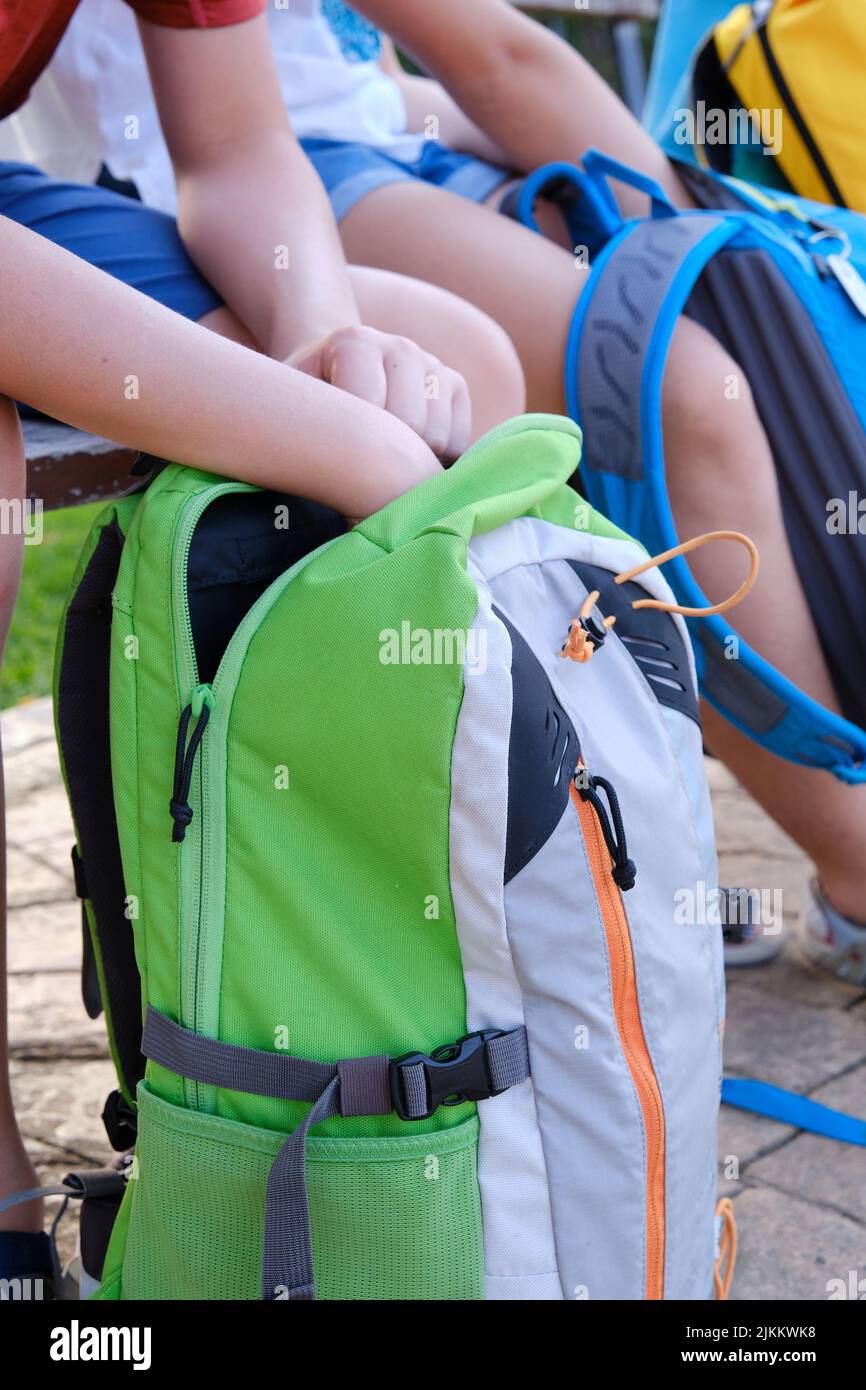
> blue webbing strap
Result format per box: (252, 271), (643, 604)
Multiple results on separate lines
(498, 159), (622, 259)
(722, 1077), (866, 1146)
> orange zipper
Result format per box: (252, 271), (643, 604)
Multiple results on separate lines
(570, 777), (666, 1300)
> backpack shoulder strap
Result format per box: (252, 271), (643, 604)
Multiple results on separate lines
(54, 495), (145, 1108)
(565, 193), (866, 783)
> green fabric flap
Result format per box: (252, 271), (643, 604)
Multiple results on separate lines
(355, 413), (638, 553)
(357, 414), (584, 551)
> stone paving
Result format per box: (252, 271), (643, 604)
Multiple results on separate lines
(4, 696), (866, 1298)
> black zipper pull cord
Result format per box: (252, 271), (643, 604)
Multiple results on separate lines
(575, 771), (637, 891)
(170, 702), (211, 843)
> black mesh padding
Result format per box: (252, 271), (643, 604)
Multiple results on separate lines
(685, 248), (866, 729)
(567, 561), (700, 727)
(57, 520), (144, 1099)
(495, 608), (580, 885)
(187, 492), (345, 685)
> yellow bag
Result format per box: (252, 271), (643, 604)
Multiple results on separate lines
(695, 0), (866, 210)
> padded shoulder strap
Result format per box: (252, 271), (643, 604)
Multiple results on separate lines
(55, 502), (145, 1104)
(567, 210), (866, 782)
(569, 212), (734, 481)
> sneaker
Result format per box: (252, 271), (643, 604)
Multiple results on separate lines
(721, 886), (784, 967)
(799, 878), (866, 985)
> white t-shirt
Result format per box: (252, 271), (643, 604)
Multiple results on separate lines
(0, 0), (420, 213)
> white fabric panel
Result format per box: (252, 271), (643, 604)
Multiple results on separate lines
(448, 565), (561, 1299)
(473, 519), (720, 1300)
(504, 805), (648, 1300)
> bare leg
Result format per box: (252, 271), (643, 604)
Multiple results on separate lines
(702, 706), (864, 923)
(0, 396), (42, 1232)
(340, 182), (866, 913)
(662, 321), (840, 713)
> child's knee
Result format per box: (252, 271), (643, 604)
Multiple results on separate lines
(468, 307), (526, 422)
(663, 319), (762, 467)
(418, 284), (525, 433)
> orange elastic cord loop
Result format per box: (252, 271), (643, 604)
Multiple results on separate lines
(560, 589), (617, 663)
(614, 530), (759, 619)
(713, 1197), (737, 1301)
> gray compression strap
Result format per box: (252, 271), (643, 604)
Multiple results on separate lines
(142, 1007), (529, 1299)
(487, 1028), (531, 1089)
(398, 1061), (430, 1119)
(142, 1005), (337, 1100)
(576, 215), (725, 480)
(262, 1076), (340, 1300)
(142, 1006), (390, 1300)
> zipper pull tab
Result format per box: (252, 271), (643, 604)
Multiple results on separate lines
(170, 685), (214, 843)
(190, 682), (214, 720)
(574, 768), (637, 891)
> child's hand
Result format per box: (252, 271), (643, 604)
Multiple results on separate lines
(286, 325), (471, 462)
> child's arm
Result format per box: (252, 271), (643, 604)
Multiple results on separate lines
(378, 36), (508, 166)
(136, 13), (463, 451)
(357, 0), (688, 215)
(0, 216), (440, 519)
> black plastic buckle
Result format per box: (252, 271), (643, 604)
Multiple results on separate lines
(390, 1029), (507, 1122)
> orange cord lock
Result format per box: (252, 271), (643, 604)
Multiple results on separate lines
(560, 530), (760, 664)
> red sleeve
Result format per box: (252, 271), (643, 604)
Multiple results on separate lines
(125, 0), (266, 27)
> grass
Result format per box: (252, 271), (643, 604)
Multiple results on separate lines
(2, 502), (102, 710)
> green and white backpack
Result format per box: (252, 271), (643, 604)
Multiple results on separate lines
(56, 414), (727, 1301)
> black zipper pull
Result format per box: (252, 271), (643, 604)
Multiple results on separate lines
(170, 685), (213, 842)
(575, 769), (637, 891)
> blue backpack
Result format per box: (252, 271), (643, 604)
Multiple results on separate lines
(504, 151), (866, 783)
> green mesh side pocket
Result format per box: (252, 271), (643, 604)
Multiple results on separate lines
(121, 1084), (484, 1300)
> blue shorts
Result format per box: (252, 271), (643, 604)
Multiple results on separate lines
(300, 138), (510, 222)
(0, 162), (222, 323)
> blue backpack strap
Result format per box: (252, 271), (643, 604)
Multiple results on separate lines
(565, 179), (866, 783)
(722, 1077), (866, 1147)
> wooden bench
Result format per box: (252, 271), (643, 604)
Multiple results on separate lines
(24, 418), (138, 513)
